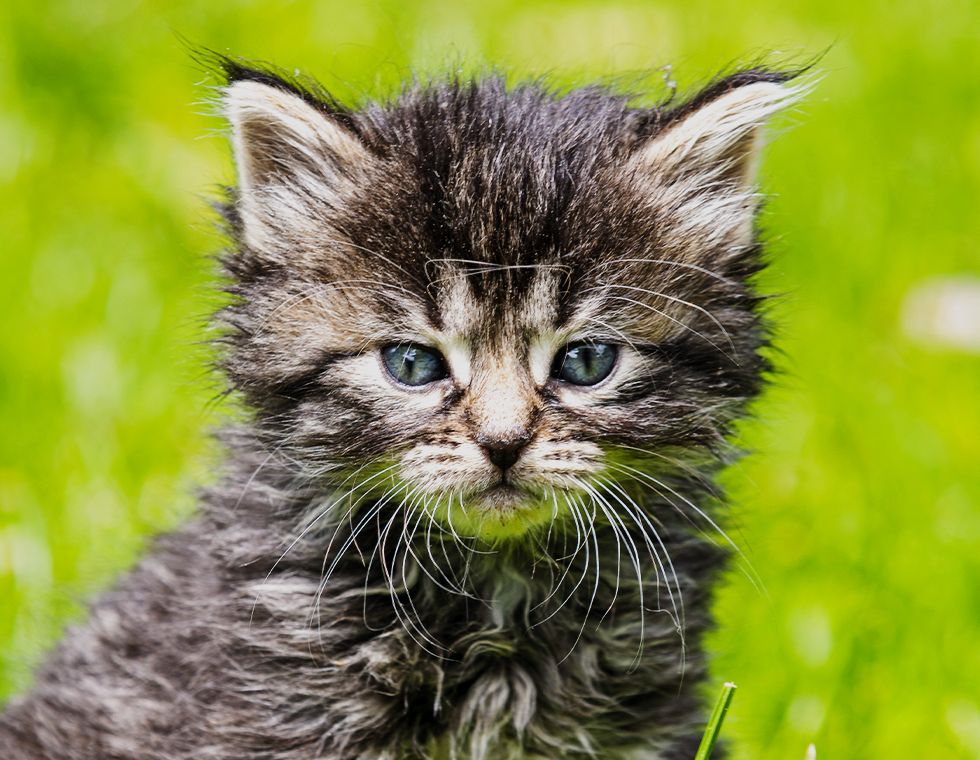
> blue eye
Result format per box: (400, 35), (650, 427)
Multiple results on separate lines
(382, 344), (448, 386)
(552, 342), (617, 386)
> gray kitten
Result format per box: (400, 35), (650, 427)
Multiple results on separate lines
(0, 59), (802, 759)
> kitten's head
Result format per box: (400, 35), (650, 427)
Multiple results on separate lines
(217, 63), (802, 540)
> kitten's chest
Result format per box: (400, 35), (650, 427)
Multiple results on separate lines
(377, 580), (650, 755)
(283, 536), (698, 757)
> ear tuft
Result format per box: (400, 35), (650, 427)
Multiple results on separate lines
(633, 75), (807, 189)
(224, 79), (370, 195)
(626, 72), (808, 261)
(222, 77), (374, 254)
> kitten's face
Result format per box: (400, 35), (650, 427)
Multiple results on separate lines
(362, 262), (620, 535)
(220, 70), (799, 539)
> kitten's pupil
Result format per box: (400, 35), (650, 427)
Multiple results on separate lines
(382, 344), (448, 386)
(552, 343), (617, 386)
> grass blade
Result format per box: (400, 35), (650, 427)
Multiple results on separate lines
(694, 682), (737, 760)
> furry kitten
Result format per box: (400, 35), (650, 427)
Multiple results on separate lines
(0, 59), (802, 759)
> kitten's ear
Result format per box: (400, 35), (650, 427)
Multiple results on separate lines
(629, 74), (804, 256)
(223, 77), (374, 252)
(635, 78), (800, 186)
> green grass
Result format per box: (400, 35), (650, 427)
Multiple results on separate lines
(696, 683), (738, 760)
(1, 1), (979, 758)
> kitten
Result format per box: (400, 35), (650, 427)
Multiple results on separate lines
(0, 59), (802, 759)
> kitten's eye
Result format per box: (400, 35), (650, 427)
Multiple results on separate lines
(551, 342), (618, 386)
(381, 344), (449, 387)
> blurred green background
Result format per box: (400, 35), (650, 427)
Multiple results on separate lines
(1, 0), (978, 757)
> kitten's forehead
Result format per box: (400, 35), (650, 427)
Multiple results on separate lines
(423, 263), (577, 388)
(432, 262), (563, 339)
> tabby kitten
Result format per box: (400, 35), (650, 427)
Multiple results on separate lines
(0, 59), (802, 759)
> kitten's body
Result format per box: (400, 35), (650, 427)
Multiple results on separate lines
(0, 63), (801, 759)
(1, 441), (721, 759)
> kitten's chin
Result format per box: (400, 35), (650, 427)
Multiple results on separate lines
(443, 484), (556, 541)
(476, 484), (527, 509)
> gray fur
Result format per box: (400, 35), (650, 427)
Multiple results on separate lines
(0, 61), (802, 758)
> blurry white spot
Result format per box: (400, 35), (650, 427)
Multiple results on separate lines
(787, 695), (826, 735)
(789, 607), (833, 667)
(902, 277), (980, 353)
(0, 526), (53, 586)
(0, 113), (33, 182)
(62, 336), (123, 415)
(946, 699), (980, 755)
(804, 743), (817, 760)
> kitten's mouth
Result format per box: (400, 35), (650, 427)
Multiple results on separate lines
(477, 483), (526, 509)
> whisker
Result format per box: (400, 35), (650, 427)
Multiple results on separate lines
(533, 494), (595, 627)
(558, 491), (603, 664)
(251, 463), (399, 627)
(599, 257), (738, 287)
(374, 501), (448, 656)
(410, 494), (477, 598)
(598, 476), (686, 638)
(397, 498), (450, 651)
(608, 459), (765, 595)
(596, 293), (734, 360)
(420, 493), (475, 598)
(531, 493), (586, 613)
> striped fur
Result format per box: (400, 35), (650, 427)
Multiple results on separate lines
(0, 61), (803, 759)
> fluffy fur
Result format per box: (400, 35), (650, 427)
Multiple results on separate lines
(0, 60), (803, 759)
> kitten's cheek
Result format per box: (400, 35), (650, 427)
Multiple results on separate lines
(511, 440), (606, 485)
(397, 444), (498, 493)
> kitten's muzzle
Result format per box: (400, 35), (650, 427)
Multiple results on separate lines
(477, 433), (531, 473)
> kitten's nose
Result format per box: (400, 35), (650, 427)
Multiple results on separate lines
(479, 436), (530, 472)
